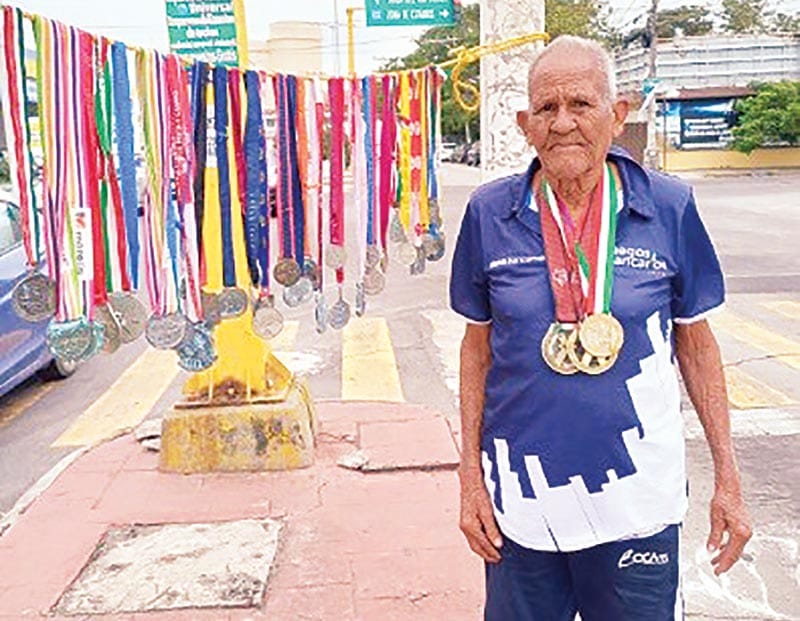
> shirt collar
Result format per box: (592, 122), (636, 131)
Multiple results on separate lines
(506, 145), (656, 220)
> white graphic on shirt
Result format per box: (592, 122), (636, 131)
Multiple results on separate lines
(483, 311), (687, 552)
(615, 246), (668, 271)
(618, 548), (670, 569)
(488, 255), (545, 270)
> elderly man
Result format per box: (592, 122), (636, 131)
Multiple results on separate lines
(450, 35), (751, 620)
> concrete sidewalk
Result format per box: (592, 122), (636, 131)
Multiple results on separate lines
(0, 401), (483, 620)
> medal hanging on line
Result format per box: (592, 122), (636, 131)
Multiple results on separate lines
(106, 40), (148, 345)
(392, 70), (417, 267)
(377, 74), (397, 277)
(2, 7), (56, 323)
(212, 65), (249, 319)
(310, 78), (328, 333)
(362, 75), (385, 297)
(137, 50), (188, 351)
(540, 163), (623, 375)
(245, 69), (283, 341)
(327, 77), (350, 330)
(423, 67), (446, 263)
(351, 76), (367, 316)
(295, 78), (321, 294)
(282, 75), (313, 308)
(272, 74), (302, 288)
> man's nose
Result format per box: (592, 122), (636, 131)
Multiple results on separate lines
(551, 106), (576, 133)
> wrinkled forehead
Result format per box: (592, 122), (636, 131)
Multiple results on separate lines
(529, 52), (608, 102)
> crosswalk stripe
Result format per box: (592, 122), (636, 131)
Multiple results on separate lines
(711, 311), (800, 370)
(761, 300), (800, 322)
(52, 349), (179, 448)
(342, 317), (404, 402)
(723, 366), (796, 409)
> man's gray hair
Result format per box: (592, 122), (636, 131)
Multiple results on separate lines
(528, 35), (618, 103)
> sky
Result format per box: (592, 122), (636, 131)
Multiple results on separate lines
(7, 0), (800, 74)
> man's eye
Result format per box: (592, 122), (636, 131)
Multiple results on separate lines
(537, 103), (556, 113)
(574, 100), (591, 108)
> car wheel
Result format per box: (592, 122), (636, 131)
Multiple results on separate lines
(37, 357), (79, 381)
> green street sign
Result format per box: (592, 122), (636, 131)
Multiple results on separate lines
(365, 0), (456, 27)
(165, 0), (239, 65)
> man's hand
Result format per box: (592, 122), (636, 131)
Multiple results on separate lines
(459, 467), (503, 563)
(707, 482), (752, 575)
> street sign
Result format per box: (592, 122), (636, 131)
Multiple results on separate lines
(365, 0), (456, 27)
(165, 0), (240, 65)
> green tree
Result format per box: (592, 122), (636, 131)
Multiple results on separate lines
(656, 5), (713, 37)
(383, 4), (480, 142)
(732, 81), (800, 153)
(771, 11), (800, 32)
(721, 0), (771, 33)
(545, 0), (611, 40)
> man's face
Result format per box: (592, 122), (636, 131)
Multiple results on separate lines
(517, 51), (628, 181)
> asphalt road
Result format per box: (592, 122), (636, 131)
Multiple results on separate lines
(0, 162), (798, 619)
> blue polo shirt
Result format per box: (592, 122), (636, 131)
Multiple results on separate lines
(450, 148), (724, 552)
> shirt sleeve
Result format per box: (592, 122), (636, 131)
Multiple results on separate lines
(671, 192), (725, 324)
(450, 201), (491, 323)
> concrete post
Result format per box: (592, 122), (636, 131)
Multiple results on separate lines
(479, 0), (545, 181)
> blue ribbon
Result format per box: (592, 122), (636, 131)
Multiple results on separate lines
(213, 66), (236, 288)
(285, 75), (305, 265)
(190, 62), (208, 248)
(362, 77), (375, 246)
(244, 70), (269, 289)
(275, 75), (292, 259)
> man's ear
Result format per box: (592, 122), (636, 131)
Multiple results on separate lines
(612, 98), (630, 138)
(516, 109), (531, 140)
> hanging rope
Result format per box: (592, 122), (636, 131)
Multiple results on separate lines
(440, 32), (550, 112)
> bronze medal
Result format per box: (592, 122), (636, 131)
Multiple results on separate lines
(579, 313), (624, 358)
(363, 267), (385, 296)
(541, 323), (579, 375)
(273, 258), (302, 287)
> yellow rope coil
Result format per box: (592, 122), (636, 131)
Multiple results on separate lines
(442, 32), (550, 113)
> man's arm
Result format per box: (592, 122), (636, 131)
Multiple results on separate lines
(458, 322), (503, 563)
(674, 319), (752, 575)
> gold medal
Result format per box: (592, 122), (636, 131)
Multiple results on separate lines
(541, 323), (579, 375)
(566, 329), (617, 375)
(579, 313), (624, 358)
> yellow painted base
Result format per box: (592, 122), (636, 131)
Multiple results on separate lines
(159, 379), (316, 473)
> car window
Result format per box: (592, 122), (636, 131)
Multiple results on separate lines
(0, 199), (23, 256)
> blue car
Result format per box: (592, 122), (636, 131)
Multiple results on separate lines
(0, 192), (76, 398)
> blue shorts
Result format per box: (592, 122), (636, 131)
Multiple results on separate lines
(485, 524), (682, 621)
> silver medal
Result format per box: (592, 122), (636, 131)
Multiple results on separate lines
(328, 290), (351, 330)
(410, 246), (427, 275)
(324, 245), (346, 270)
(314, 292), (328, 334)
(389, 210), (405, 243)
(355, 282), (366, 317)
(175, 322), (217, 373)
(201, 291), (222, 328)
(94, 303), (121, 353)
(282, 276), (314, 308)
(363, 267), (386, 296)
(107, 292), (147, 343)
(217, 287), (249, 318)
(365, 245), (382, 269)
(11, 273), (56, 322)
(253, 296), (284, 340)
(425, 232), (446, 262)
(145, 313), (188, 350)
(303, 258), (321, 290)
(395, 241), (418, 266)
(46, 318), (95, 363)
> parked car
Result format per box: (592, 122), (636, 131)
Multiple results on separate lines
(438, 141), (458, 162)
(0, 192), (76, 398)
(466, 141), (481, 167)
(451, 143), (470, 164)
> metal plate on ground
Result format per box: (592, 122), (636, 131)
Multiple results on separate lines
(54, 519), (281, 615)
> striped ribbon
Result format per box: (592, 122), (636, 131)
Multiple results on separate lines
(0, 6), (40, 267)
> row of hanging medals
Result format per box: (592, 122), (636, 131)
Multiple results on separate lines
(7, 25), (446, 373)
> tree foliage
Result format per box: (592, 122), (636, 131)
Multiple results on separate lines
(656, 5), (713, 38)
(771, 11), (800, 32)
(721, 0), (771, 33)
(545, 0), (612, 41)
(732, 81), (800, 153)
(382, 4), (480, 142)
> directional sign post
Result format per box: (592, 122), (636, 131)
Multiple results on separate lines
(365, 0), (456, 27)
(165, 0), (244, 66)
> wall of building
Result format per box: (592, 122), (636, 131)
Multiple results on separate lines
(663, 147), (800, 171)
(250, 21), (323, 75)
(616, 35), (800, 93)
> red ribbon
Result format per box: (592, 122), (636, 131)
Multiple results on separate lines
(328, 77), (345, 285)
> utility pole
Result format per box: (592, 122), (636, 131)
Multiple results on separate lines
(346, 6), (363, 75)
(644, 0), (659, 169)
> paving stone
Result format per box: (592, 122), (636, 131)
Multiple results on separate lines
(358, 417), (460, 471)
(54, 519), (281, 615)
